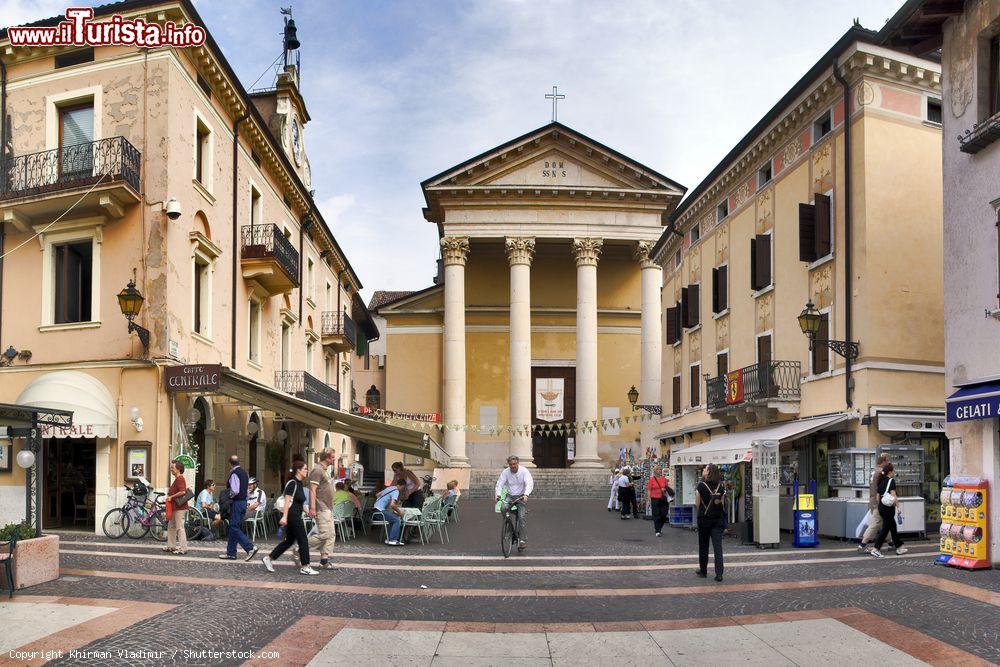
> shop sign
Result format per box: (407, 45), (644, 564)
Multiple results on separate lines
(947, 394), (1000, 422)
(41, 423), (99, 438)
(726, 370), (744, 405)
(164, 364), (222, 392)
(175, 454), (197, 470)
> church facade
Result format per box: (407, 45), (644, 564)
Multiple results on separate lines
(376, 123), (685, 472)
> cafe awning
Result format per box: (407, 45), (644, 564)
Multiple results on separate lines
(215, 369), (451, 466)
(15, 371), (115, 438)
(672, 414), (852, 466)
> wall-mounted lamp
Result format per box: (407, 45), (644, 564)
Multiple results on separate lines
(129, 406), (144, 433)
(117, 269), (150, 354)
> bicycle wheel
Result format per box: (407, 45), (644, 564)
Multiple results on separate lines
(102, 508), (129, 539)
(126, 507), (150, 539)
(501, 516), (514, 558)
(149, 512), (168, 542)
(184, 510), (203, 540)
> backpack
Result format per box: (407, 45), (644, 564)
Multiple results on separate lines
(701, 482), (725, 519)
(218, 487), (233, 518)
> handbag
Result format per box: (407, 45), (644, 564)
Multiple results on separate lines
(178, 489), (195, 506)
(880, 478), (896, 507)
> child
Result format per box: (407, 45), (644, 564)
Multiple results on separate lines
(442, 480), (460, 517)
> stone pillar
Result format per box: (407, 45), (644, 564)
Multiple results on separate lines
(634, 241), (663, 455)
(572, 238), (604, 468)
(506, 237), (535, 465)
(441, 236), (470, 467)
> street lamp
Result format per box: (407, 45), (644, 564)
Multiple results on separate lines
(797, 299), (859, 360)
(627, 385), (662, 416)
(117, 269), (150, 354)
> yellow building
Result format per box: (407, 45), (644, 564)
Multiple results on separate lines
(377, 123), (686, 490)
(652, 27), (947, 533)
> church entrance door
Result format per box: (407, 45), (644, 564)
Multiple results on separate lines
(531, 366), (575, 468)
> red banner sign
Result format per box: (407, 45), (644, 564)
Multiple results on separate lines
(726, 370), (744, 405)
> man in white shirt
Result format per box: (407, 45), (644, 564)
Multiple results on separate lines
(495, 455), (534, 549)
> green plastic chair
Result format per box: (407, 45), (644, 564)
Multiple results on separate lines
(0, 531), (19, 598)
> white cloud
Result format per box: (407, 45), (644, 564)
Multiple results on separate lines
(0, 0), (70, 27)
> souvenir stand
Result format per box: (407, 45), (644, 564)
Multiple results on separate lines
(818, 448), (876, 539)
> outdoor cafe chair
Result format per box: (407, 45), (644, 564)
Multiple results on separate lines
(368, 509), (390, 542)
(0, 531), (18, 598)
(244, 507), (268, 542)
(422, 497), (448, 544)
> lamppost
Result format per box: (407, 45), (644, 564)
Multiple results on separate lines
(797, 299), (859, 360)
(627, 385), (662, 415)
(117, 269), (150, 354)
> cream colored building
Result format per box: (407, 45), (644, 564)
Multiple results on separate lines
(0, 1), (429, 532)
(377, 123), (685, 486)
(652, 27), (948, 531)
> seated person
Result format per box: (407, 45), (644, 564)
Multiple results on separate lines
(344, 480), (363, 509)
(247, 477), (266, 515)
(332, 481), (354, 507)
(441, 480), (460, 514)
(197, 480), (222, 528)
(374, 479), (407, 546)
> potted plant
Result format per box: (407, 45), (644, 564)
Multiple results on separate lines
(0, 522), (59, 592)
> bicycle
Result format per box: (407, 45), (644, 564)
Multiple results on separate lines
(102, 484), (202, 541)
(102, 482), (151, 539)
(499, 496), (525, 558)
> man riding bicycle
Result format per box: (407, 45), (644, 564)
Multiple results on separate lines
(495, 455), (534, 550)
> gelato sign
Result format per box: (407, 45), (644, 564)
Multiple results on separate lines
(164, 364), (222, 393)
(535, 378), (564, 422)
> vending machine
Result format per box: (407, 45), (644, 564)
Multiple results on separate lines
(752, 439), (779, 548)
(938, 476), (991, 570)
(792, 478), (819, 548)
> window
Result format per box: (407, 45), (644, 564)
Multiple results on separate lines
(716, 200), (729, 222)
(280, 321), (291, 372)
(681, 284), (700, 328)
(798, 192), (833, 262)
(307, 258), (315, 302)
(54, 241), (93, 324)
(250, 186), (262, 226)
(812, 110), (832, 142)
(990, 36), (1000, 117)
(325, 282), (333, 311)
(248, 299), (261, 362)
(757, 161), (772, 189)
(194, 116), (212, 189)
(665, 303), (681, 345)
(672, 375), (681, 415)
(306, 339), (314, 374)
(325, 355), (333, 384)
(193, 256), (210, 335)
(750, 233), (772, 290)
(59, 102), (94, 178)
(717, 352), (729, 378)
(55, 48), (94, 69)
(674, 249), (682, 268)
(689, 224), (701, 246)
(811, 312), (830, 375)
(926, 97), (942, 125)
(712, 265), (728, 314)
(757, 333), (772, 366)
(690, 363), (701, 408)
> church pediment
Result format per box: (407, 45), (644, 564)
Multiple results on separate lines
(479, 150), (630, 189)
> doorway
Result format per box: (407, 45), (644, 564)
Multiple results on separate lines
(531, 366), (576, 468)
(43, 438), (96, 530)
(192, 397), (209, 491)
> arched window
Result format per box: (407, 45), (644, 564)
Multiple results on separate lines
(365, 385), (381, 410)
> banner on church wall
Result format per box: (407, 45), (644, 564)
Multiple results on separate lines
(535, 378), (564, 422)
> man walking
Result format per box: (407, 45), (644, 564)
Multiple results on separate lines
(219, 455), (258, 561)
(494, 455), (533, 551)
(308, 449), (337, 570)
(859, 453), (890, 553)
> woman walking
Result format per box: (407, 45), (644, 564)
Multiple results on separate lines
(870, 463), (909, 558)
(647, 466), (675, 537)
(262, 460), (319, 575)
(164, 459), (190, 555)
(695, 463), (725, 581)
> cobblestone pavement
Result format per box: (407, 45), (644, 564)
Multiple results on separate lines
(4, 499), (999, 666)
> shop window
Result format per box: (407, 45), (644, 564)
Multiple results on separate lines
(712, 265), (728, 314)
(672, 375), (681, 415)
(54, 240), (93, 324)
(812, 110), (832, 143)
(811, 312), (830, 375)
(690, 363), (701, 408)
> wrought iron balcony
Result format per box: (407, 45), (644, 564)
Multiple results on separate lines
(0, 137), (141, 219)
(706, 360), (801, 415)
(321, 310), (357, 352)
(275, 370), (340, 410)
(240, 223), (300, 295)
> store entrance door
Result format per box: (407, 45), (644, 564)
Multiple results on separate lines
(43, 438), (96, 530)
(531, 366), (575, 468)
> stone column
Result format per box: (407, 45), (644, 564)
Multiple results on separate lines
(506, 237), (535, 465)
(572, 238), (604, 468)
(634, 241), (663, 455)
(441, 236), (470, 467)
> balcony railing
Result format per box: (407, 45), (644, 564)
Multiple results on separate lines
(706, 360), (801, 413)
(321, 311), (357, 347)
(275, 371), (340, 410)
(1, 137), (141, 200)
(241, 223), (300, 286)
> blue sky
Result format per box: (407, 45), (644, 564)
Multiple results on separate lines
(4, 0), (906, 298)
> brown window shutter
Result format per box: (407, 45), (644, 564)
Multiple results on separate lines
(757, 334), (772, 366)
(812, 314), (830, 374)
(666, 306), (679, 344)
(672, 376), (681, 414)
(814, 193), (831, 258)
(712, 268), (720, 313)
(688, 284), (700, 327)
(756, 234), (772, 288)
(799, 203), (817, 262)
(750, 238), (758, 290)
(718, 265), (728, 312)
(690, 365), (701, 407)
(680, 287), (690, 328)
(717, 352), (728, 377)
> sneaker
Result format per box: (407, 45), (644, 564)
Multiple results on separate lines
(218, 554), (237, 560)
(518, 540), (526, 550)
(244, 546), (259, 562)
(857, 543), (868, 552)
(870, 549), (885, 558)
(895, 547), (908, 555)
(300, 566), (320, 576)
(262, 556), (274, 573)
(384, 539), (398, 545)
(655, 532), (662, 537)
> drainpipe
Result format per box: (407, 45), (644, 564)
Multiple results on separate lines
(0, 55), (7, 347)
(230, 113), (249, 370)
(833, 59), (853, 409)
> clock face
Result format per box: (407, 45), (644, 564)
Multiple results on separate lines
(291, 118), (302, 165)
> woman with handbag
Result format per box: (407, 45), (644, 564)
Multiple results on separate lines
(647, 465), (675, 537)
(870, 463), (908, 558)
(262, 460), (319, 575)
(695, 463), (726, 581)
(165, 459), (191, 554)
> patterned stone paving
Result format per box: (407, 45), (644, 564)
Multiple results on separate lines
(2, 500), (998, 666)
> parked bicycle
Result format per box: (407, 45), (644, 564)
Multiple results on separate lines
(102, 481), (202, 541)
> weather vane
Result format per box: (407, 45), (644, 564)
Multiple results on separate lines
(545, 85), (565, 122)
